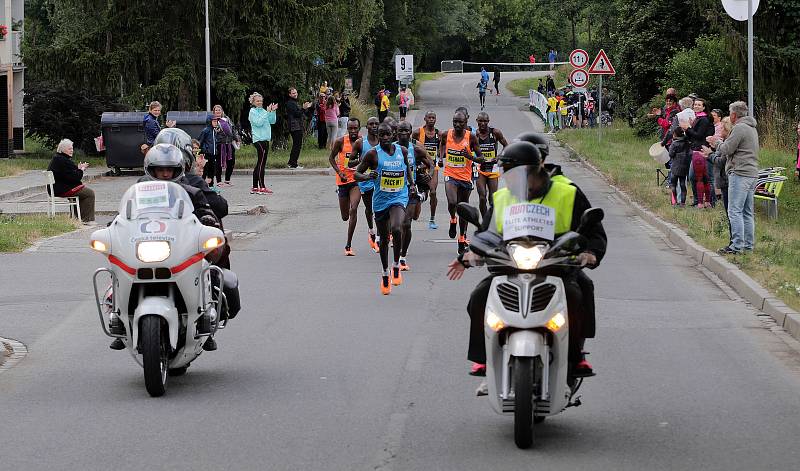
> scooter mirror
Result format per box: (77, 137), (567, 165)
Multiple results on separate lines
(457, 202), (481, 228)
(577, 207), (604, 234)
(549, 232), (588, 255)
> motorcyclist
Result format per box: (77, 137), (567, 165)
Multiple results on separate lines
(516, 132), (599, 354)
(447, 141), (607, 383)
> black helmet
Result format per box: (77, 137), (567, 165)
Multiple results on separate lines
(154, 128), (194, 172)
(499, 141), (542, 170)
(515, 132), (549, 160)
(144, 144), (185, 182)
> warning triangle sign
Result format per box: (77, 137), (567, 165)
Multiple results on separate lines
(588, 49), (615, 75)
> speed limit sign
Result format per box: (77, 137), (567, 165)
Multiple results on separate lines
(569, 49), (589, 69)
(569, 69), (589, 88)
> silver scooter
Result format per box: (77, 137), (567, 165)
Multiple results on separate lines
(90, 181), (232, 397)
(458, 199), (603, 449)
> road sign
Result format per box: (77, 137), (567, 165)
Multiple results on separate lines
(569, 69), (589, 88)
(722, 0), (760, 21)
(569, 49), (589, 69)
(395, 55), (414, 81)
(588, 49), (615, 75)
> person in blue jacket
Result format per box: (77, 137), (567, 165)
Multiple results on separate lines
(141, 101), (175, 154)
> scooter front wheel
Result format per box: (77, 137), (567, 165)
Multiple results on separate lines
(513, 356), (534, 449)
(141, 316), (169, 397)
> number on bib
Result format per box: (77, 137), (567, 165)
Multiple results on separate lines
(380, 170), (405, 192)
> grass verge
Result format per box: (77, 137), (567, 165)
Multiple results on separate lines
(507, 77), (538, 98)
(558, 124), (800, 311)
(235, 139), (332, 169)
(0, 157), (107, 178)
(0, 214), (78, 252)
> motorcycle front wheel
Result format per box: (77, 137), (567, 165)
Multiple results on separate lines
(513, 356), (535, 449)
(141, 316), (169, 397)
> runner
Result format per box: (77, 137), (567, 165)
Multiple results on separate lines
(350, 116), (380, 252)
(327, 118), (362, 255)
(354, 122), (417, 295)
(474, 111), (508, 217)
(439, 110), (485, 254)
(396, 121), (433, 271)
(413, 111), (441, 229)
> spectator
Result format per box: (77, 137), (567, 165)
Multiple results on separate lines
(397, 87), (410, 121)
(661, 96), (694, 148)
(682, 98), (715, 206)
(704, 116), (734, 245)
(248, 92), (278, 194)
(529, 54), (536, 64)
(286, 87), (312, 169)
(668, 127), (692, 207)
(709, 101), (759, 254)
(546, 92), (559, 133)
(546, 75), (555, 96)
(325, 94), (339, 150)
(379, 89), (391, 123)
(197, 115), (221, 186)
(548, 49), (557, 70)
(558, 93), (569, 129)
(212, 104), (236, 186)
(374, 86), (385, 117)
(316, 93), (328, 149)
(338, 91), (351, 137)
(47, 139), (96, 224)
(493, 69), (501, 95)
(795, 121), (800, 179)
(537, 79), (545, 95)
(191, 139), (206, 176)
(586, 97), (597, 128)
(657, 94), (680, 141)
(319, 81), (329, 95)
(141, 101), (175, 154)
(711, 109), (724, 140)
(691, 150), (711, 208)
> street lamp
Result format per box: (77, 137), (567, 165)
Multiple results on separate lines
(205, 0), (211, 112)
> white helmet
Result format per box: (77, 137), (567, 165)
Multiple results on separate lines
(154, 127), (194, 172)
(143, 144), (185, 182)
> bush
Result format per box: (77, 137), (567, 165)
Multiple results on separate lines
(24, 84), (130, 155)
(633, 95), (666, 139)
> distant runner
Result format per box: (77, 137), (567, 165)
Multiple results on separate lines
(413, 111), (441, 229)
(474, 112), (508, 217)
(350, 116), (381, 252)
(396, 121), (433, 271)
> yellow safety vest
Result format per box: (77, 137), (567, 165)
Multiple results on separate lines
(493, 181), (576, 236)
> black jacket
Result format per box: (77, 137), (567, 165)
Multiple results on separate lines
(286, 98), (309, 132)
(47, 153), (83, 196)
(668, 137), (692, 177)
(685, 115), (714, 150)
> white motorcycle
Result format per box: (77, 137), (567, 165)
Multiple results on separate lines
(90, 181), (238, 397)
(457, 185), (604, 448)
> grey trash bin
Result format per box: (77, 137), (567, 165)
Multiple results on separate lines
(166, 111), (211, 141)
(101, 112), (147, 174)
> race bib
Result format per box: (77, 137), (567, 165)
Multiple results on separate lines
(502, 203), (556, 241)
(425, 145), (437, 159)
(380, 170), (405, 192)
(480, 151), (497, 172)
(447, 151), (467, 168)
(136, 182), (170, 209)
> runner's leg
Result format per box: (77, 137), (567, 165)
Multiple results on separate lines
(487, 176), (498, 208)
(389, 206), (405, 266)
(429, 169), (439, 227)
(377, 214), (390, 272)
(476, 174), (489, 216)
(457, 185), (472, 237)
(346, 186), (361, 248)
(401, 201), (416, 257)
(445, 180), (459, 238)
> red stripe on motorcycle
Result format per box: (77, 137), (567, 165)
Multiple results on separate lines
(170, 253), (204, 274)
(108, 255), (136, 275)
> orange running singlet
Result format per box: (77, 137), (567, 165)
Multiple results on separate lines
(443, 129), (473, 182)
(336, 135), (358, 185)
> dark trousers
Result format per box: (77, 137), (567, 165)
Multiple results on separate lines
(467, 274), (589, 364)
(203, 153), (220, 184)
(70, 186), (95, 222)
(253, 141), (269, 188)
(288, 130), (303, 168)
(378, 110), (388, 123)
(225, 149), (236, 182)
(317, 121), (328, 149)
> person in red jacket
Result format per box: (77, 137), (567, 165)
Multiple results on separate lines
(657, 94), (680, 141)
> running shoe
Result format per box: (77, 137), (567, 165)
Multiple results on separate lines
(381, 275), (392, 295)
(428, 220), (438, 230)
(448, 217), (458, 239)
(250, 187), (260, 194)
(392, 266), (403, 286)
(369, 232), (379, 252)
(399, 259), (410, 271)
(469, 362), (487, 377)
(344, 247), (355, 256)
(457, 235), (468, 255)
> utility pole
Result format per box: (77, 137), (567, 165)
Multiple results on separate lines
(205, 0), (211, 112)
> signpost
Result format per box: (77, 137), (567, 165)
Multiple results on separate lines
(722, 0), (759, 114)
(569, 49), (589, 69)
(587, 49), (616, 140)
(569, 69), (589, 88)
(395, 55), (414, 81)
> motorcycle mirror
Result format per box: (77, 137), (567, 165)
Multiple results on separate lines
(577, 207), (604, 234)
(548, 232), (588, 255)
(469, 230), (502, 258)
(456, 202), (481, 227)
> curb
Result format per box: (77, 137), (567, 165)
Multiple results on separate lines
(559, 141), (800, 340)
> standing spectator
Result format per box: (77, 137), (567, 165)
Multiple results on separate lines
(558, 93), (569, 129)
(325, 94), (339, 150)
(338, 91), (351, 137)
(661, 96), (694, 148)
(704, 117), (734, 245)
(374, 86), (385, 117)
(586, 97), (597, 128)
(379, 90), (391, 123)
(197, 116), (220, 186)
(548, 49), (557, 70)
(546, 93), (559, 133)
(794, 121), (800, 179)
(668, 127), (692, 207)
(691, 150), (711, 208)
(529, 54), (536, 64)
(709, 101), (759, 254)
(711, 109), (724, 140)
(657, 95), (680, 140)
(397, 87), (410, 121)
(141, 101), (175, 154)
(493, 69), (501, 95)
(286, 87), (312, 169)
(546, 75), (555, 96)
(248, 92), (278, 194)
(316, 93), (328, 149)
(47, 139), (96, 224)
(682, 98), (715, 206)
(212, 104), (236, 186)
(537, 79), (545, 95)
(319, 81), (329, 95)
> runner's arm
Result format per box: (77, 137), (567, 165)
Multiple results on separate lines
(468, 133), (485, 164)
(354, 149), (378, 181)
(494, 128), (509, 149)
(328, 137), (345, 176)
(414, 144), (433, 171)
(347, 139), (362, 168)
(401, 146), (416, 190)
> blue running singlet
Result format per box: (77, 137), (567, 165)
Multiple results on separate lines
(372, 143), (409, 213)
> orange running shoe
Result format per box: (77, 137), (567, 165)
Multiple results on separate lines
(369, 232), (379, 253)
(399, 259), (410, 271)
(344, 247), (355, 256)
(392, 266), (403, 286)
(381, 275), (392, 295)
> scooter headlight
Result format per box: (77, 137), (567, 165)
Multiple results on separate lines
(90, 240), (108, 253)
(507, 243), (547, 270)
(486, 309), (506, 332)
(136, 241), (171, 262)
(203, 236), (224, 250)
(545, 312), (567, 332)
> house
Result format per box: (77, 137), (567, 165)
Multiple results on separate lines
(0, 0), (24, 156)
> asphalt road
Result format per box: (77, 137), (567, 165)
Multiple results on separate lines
(2, 72), (800, 470)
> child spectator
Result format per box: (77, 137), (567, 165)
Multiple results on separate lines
(197, 116), (220, 187)
(191, 139), (206, 176)
(668, 127), (692, 207)
(692, 150), (711, 207)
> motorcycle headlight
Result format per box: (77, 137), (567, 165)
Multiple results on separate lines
(507, 243), (547, 270)
(136, 241), (171, 263)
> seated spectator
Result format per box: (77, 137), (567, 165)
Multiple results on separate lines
(47, 139), (96, 225)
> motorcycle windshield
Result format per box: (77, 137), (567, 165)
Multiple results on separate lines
(118, 181), (195, 220)
(489, 165), (557, 244)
